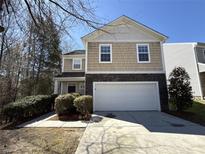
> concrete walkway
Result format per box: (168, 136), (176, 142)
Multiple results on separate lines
(17, 112), (88, 128)
(75, 111), (205, 154)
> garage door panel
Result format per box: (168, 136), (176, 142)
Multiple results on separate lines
(94, 82), (160, 111)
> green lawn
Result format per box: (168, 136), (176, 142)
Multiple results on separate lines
(167, 100), (205, 126)
(187, 100), (205, 116)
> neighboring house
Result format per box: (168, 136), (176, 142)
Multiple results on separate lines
(54, 15), (169, 111)
(54, 50), (86, 95)
(164, 42), (205, 99)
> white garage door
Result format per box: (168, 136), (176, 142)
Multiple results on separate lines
(93, 82), (161, 111)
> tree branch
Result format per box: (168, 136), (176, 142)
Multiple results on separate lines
(24, 0), (38, 27)
(48, 0), (101, 29)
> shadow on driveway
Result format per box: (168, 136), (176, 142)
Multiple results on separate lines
(93, 111), (205, 135)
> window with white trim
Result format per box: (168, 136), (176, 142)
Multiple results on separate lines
(72, 58), (82, 70)
(137, 44), (150, 63)
(99, 44), (112, 62)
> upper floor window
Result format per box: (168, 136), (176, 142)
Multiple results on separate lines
(72, 58), (82, 70)
(99, 44), (112, 63)
(136, 44), (150, 63)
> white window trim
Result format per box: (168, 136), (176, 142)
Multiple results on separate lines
(136, 44), (151, 63)
(72, 58), (82, 70)
(62, 57), (65, 72)
(99, 44), (112, 63)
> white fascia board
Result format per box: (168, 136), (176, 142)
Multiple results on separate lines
(86, 71), (165, 74)
(63, 54), (85, 59)
(164, 42), (197, 46)
(87, 40), (160, 42)
(54, 77), (85, 81)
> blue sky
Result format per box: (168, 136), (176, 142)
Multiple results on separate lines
(69, 0), (205, 49)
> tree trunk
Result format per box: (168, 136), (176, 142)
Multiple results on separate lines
(0, 31), (5, 68)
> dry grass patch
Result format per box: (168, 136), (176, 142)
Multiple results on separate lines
(0, 127), (85, 154)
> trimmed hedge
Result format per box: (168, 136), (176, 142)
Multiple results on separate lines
(71, 93), (80, 98)
(2, 95), (58, 122)
(74, 95), (93, 115)
(54, 94), (76, 115)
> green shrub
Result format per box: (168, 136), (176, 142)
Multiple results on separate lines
(71, 93), (80, 98)
(74, 95), (93, 116)
(54, 94), (76, 115)
(2, 95), (56, 122)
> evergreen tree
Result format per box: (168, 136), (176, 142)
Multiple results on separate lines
(168, 67), (193, 112)
(20, 14), (61, 96)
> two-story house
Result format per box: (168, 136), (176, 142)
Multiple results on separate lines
(54, 16), (169, 112)
(54, 50), (86, 95)
(164, 42), (205, 99)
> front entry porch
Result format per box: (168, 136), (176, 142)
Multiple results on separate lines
(54, 77), (85, 95)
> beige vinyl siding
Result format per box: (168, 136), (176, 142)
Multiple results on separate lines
(87, 42), (163, 72)
(63, 59), (85, 72)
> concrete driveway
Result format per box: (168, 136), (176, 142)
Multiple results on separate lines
(75, 111), (205, 154)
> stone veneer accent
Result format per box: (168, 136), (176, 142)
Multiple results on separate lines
(86, 73), (168, 111)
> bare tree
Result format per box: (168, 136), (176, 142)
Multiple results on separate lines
(0, 0), (102, 114)
(0, 0), (102, 31)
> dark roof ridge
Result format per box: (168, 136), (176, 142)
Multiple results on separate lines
(63, 49), (85, 55)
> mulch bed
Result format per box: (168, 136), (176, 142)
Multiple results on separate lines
(49, 114), (80, 121)
(48, 114), (91, 121)
(166, 111), (205, 126)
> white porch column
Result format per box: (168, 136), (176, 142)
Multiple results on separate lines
(54, 80), (59, 94)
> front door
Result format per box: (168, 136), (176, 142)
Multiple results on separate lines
(68, 86), (76, 93)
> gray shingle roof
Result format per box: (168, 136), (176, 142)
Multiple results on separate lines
(63, 50), (85, 55)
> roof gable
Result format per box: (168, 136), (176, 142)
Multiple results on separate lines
(82, 16), (168, 43)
